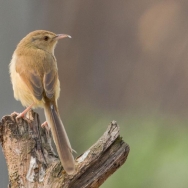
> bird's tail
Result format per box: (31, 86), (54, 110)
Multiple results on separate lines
(44, 101), (75, 175)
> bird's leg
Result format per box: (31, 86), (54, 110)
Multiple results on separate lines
(16, 103), (34, 120)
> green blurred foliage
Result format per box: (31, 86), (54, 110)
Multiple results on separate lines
(66, 109), (188, 188)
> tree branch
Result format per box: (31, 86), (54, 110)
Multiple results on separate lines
(0, 110), (130, 188)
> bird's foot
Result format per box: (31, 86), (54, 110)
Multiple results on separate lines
(11, 111), (20, 116)
(11, 111), (27, 122)
(41, 121), (50, 133)
(11, 111), (25, 119)
(16, 112), (26, 120)
(14, 103), (34, 120)
(41, 121), (48, 128)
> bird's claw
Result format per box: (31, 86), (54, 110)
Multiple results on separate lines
(41, 121), (50, 134)
(11, 111), (27, 123)
(11, 111), (20, 116)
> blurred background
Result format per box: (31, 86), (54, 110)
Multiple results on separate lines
(0, 0), (188, 187)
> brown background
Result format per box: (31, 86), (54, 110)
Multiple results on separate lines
(0, 1), (188, 187)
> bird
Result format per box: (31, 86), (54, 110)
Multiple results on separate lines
(9, 30), (75, 175)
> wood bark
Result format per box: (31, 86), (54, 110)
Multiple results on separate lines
(0, 110), (130, 188)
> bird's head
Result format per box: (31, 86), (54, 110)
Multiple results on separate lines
(17, 30), (71, 54)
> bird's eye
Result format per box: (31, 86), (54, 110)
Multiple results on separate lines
(44, 36), (49, 41)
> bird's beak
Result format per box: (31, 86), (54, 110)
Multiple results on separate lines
(55, 34), (72, 40)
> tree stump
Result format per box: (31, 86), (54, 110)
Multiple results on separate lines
(0, 110), (130, 188)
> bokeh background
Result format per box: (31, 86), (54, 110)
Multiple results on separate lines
(0, 1), (188, 187)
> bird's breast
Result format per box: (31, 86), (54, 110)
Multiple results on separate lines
(9, 53), (44, 108)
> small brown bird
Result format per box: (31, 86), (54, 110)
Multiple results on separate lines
(9, 30), (75, 174)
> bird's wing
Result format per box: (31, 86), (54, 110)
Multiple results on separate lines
(15, 57), (44, 101)
(15, 54), (58, 101)
(43, 70), (58, 99)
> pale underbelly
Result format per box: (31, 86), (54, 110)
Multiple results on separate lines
(12, 73), (44, 108)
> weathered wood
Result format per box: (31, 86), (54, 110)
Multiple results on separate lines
(0, 110), (130, 188)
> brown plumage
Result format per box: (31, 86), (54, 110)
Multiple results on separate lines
(9, 30), (75, 174)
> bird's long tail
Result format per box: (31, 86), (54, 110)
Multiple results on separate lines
(44, 101), (75, 175)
